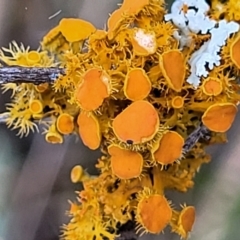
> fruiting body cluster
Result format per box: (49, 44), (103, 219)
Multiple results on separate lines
(0, 0), (240, 239)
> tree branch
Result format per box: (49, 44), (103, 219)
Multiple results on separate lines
(183, 123), (210, 153)
(0, 66), (65, 85)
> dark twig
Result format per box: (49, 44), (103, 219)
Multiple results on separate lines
(183, 123), (210, 153)
(0, 66), (65, 85)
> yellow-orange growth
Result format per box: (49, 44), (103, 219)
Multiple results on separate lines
(124, 68), (151, 101)
(159, 50), (185, 92)
(77, 112), (101, 150)
(137, 194), (172, 234)
(75, 68), (110, 111)
(202, 103), (237, 132)
(152, 131), (184, 165)
(112, 100), (159, 144)
(108, 144), (143, 179)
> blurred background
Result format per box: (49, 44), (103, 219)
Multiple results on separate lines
(0, 0), (240, 240)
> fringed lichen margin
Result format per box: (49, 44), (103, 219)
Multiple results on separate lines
(0, 0), (240, 239)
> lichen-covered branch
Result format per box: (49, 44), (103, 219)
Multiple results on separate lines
(0, 66), (65, 84)
(1, 0), (239, 236)
(0, 58), (212, 240)
(0, 65), (209, 153)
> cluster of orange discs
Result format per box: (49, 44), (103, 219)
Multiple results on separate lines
(1, 0), (240, 239)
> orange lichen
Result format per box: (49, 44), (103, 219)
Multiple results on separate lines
(136, 189), (172, 234)
(59, 18), (96, 42)
(56, 113), (74, 135)
(27, 51), (41, 64)
(68, 201), (80, 215)
(178, 206), (196, 239)
(75, 68), (111, 111)
(181, 4), (189, 14)
(209, 0), (226, 20)
(112, 100), (159, 144)
(131, 29), (157, 56)
(42, 25), (61, 44)
(46, 133), (63, 144)
(171, 96), (184, 109)
(45, 125), (63, 144)
(107, 8), (124, 40)
(159, 50), (185, 92)
(154, 22), (176, 47)
(226, 0), (240, 21)
(29, 100), (43, 114)
(77, 111), (101, 150)
(202, 77), (223, 96)
(202, 103), (238, 132)
(35, 83), (49, 93)
(108, 144), (143, 179)
(152, 131), (184, 166)
(107, 0), (152, 40)
(89, 29), (107, 41)
(41, 25), (69, 52)
(88, 30), (107, 52)
(230, 34), (240, 69)
(3, 1), (240, 239)
(170, 205), (196, 239)
(121, 0), (149, 14)
(71, 165), (91, 183)
(124, 68), (151, 101)
(71, 165), (84, 183)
